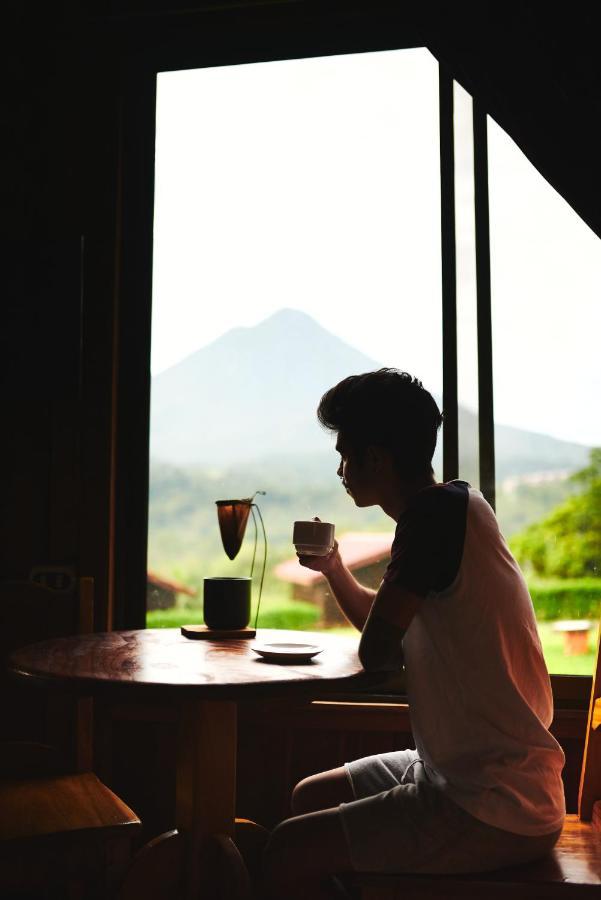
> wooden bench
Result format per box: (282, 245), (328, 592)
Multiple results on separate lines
(347, 810), (601, 898)
(348, 625), (601, 899)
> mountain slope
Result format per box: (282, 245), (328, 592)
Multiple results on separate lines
(150, 308), (381, 464)
(150, 308), (589, 476)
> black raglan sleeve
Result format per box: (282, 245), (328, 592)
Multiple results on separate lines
(382, 480), (470, 596)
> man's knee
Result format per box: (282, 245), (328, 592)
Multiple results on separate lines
(291, 767), (353, 815)
(291, 775), (316, 815)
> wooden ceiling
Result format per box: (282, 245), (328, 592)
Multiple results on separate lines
(428, 2), (601, 238)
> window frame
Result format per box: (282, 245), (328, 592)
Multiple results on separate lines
(110, 3), (593, 706)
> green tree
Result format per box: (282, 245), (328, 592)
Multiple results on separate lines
(510, 448), (601, 579)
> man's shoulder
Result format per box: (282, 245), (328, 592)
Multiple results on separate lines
(392, 480), (471, 547)
(388, 482), (471, 593)
(405, 479), (471, 522)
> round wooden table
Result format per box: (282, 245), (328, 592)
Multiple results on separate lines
(9, 628), (377, 898)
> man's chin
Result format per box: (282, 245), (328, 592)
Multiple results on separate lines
(345, 487), (370, 508)
(350, 493), (378, 509)
(349, 494), (369, 508)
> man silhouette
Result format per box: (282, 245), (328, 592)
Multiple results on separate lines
(261, 369), (565, 900)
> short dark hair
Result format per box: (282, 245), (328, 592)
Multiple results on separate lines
(317, 369), (442, 477)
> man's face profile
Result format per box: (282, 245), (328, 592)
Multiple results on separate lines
(335, 435), (378, 508)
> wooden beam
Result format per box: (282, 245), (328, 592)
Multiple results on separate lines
(579, 624), (601, 820)
(439, 64), (459, 483)
(472, 99), (495, 509)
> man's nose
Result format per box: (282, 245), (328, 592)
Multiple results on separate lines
(337, 461), (343, 478)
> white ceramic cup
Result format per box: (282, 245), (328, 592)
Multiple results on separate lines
(293, 519), (335, 556)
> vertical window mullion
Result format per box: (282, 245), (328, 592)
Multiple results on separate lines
(473, 100), (495, 508)
(439, 65), (458, 483)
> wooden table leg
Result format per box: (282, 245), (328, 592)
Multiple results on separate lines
(177, 699), (238, 898)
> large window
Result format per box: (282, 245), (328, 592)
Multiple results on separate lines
(449, 84), (601, 676)
(487, 114), (601, 676)
(148, 49), (442, 632)
(147, 48), (600, 676)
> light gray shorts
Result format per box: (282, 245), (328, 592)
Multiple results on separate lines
(339, 748), (562, 874)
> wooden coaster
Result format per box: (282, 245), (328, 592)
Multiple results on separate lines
(181, 624), (257, 640)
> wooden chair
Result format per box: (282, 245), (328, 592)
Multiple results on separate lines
(346, 623), (601, 898)
(116, 826), (256, 900)
(0, 578), (141, 897)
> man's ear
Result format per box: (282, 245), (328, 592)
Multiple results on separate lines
(367, 445), (396, 475)
(366, 444), (384, 472)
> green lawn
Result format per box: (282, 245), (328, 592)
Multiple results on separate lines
(147, 599), (598, 677)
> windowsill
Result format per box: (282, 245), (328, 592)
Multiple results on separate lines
(345, 671), (592, 709)
(303, 694), (588, 741)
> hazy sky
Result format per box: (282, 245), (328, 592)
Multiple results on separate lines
(152, 48), (601, 446)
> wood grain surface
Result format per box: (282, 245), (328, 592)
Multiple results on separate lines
(8, 628), (376, 699)
(0, 772), (140, 842)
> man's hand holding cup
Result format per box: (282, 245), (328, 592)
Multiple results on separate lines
(293, 517), (339, 575)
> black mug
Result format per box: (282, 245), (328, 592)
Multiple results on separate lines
(203, 577), (252, 629)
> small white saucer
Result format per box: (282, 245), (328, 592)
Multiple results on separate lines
(251, 641), (323, 663)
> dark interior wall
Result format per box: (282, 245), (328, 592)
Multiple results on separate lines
(3, 8), (122, 628)
(3, 17), (80, 576)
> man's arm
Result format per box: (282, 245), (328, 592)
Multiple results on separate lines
(358, 579), (420, 673)
(297, 542), (375, 631)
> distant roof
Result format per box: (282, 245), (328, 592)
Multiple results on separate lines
(147, 571), (197, 596)
(275, 532), (394, 586)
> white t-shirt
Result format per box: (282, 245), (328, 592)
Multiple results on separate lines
(384, 481), (565, 836)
